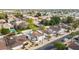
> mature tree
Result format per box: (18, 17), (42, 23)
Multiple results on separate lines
(0, 13), (8, 19)
(66, 26), (72, 32)
(27, 18), (38, 31)
(66, 16), (74, 24)
(69, 32), (76, 38)
(69, 31), (79, 38)
(40, 25), (46, 30)
(35, 12), (41, 17)
(50, 16), (61, 25)
(40, 19), (50, 26)
(47, 34), (51, 41)
(72, 20), (79, 30)
(27, 18), (34, 24)
(17, 21), (27, 30)
(72, 22), (78, 30)
(54, 42), (67, 50)
(27, 24), (38, 31)
(40, 16), (61, 26)
(14, 12), (23, 18)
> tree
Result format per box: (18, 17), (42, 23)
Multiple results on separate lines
(27, 18), (38, 31)
(0, 13), (8, 19)
(54, 42), (67, 50)
(40, 16), (61, 26)
(17, 21), (27, 30)
(72, 21), (79, 30)
(27, 18), (34, 24)
(27, 24), (38, 31)
(66, 16), (74, 24)
(66, 26), (72, 32)
(1, 28), (10, 35)
(69, 31), (79, 38)
(40, 26), (46, 30)
(35, 12), (41, 17)
(40, 20), (49, 26)
(47, 34), (51, 41)
(50, 16), (61, 25)
(14, 12), (23, 18)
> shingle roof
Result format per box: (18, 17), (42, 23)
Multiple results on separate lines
(68, 41), (79, 50)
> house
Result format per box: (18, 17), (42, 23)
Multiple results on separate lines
(68, 41), (79, 50)
(3, 23), (13, 29)
(0, 19), (6, 24)
(22, 30), (47, 43)
(8, 18), (16, 25)
(15, 21), (28, 29)
(0, 19), (6, 29)
(59, 23), (69, 29)
(46, 25), (66, 35)
(14, 17), (22, 22)
(3, 33), (28, 49)
(29, 30), (47, 43)
(14, 34), (27, 44)
(58, 28), (66, 35)
(21, 29), (33, 40)
(46, 26), (60, 35)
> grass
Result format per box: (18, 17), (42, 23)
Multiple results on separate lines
(16, 28), (27, 34)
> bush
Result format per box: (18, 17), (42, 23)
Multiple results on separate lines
(35, 12), (41, 17)
(69, 31), (79, 38)
(40, 20), (50, 26)
(40, 16), (61, 26)
(14, 12), (23, 18)
(27, 18), (34, 24)
(50, 16), (61, 25)
(1, 28), (10, 35)
(0, 13), (7, 19)
(54, 42), (67, 50)
(40, 26), (46, 30)
(66, 16), (74, 24)
(27, 24), (38, 31)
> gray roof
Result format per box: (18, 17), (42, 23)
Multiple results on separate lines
(49, 26), (61, 32)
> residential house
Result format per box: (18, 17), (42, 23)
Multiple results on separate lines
(3, 23), (13, 29)
(8, 18), (16, 25)
(30, 30), (47, 43)
(15, 21), (28, 29)
(0, 19), (6, 24)
(58, 28), (66, 35)
(0, 19), (6, 29)
(67, 41), (79, 50)
(22, 30), (47, 44)
(14, 17), (21, 21)
(46, 25), (66, 35)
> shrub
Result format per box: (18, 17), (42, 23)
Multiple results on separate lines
(1, 28), (10, 35)
(54, 42), (67, 50)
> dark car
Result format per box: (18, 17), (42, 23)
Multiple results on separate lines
(44, 45), (55, 50)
